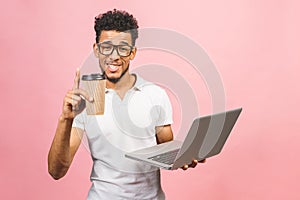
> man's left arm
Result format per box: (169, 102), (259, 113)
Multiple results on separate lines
(155, 124), (173, 144)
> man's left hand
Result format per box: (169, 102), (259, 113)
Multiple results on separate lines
(181, 159), (206, 170)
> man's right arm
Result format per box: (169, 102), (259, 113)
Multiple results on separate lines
(48, 69), (92, 180)
(48, 118), (83, 179)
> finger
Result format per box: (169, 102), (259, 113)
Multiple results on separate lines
(66, 92), (82, 101)
(65, 98), (82, 112)
(65, 100), (78, 112)
(73, 68), (80, 90)
(67, 89), (89, 101)
(189, 159), (198, 168)
(181, 164), (189, 170)
(65, 98), (80, 107)
(73, 88), (94, 102)
(199, 159), (206, 163)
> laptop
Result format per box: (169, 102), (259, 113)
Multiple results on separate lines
(125, 108), (242, 170)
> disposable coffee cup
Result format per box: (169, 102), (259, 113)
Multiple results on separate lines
(81, 73), (106, 115)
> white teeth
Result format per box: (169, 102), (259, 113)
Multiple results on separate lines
(107, 64), (120, 72)
(109, 65), (118, 70)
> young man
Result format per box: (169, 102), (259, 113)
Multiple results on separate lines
(48, 9), (202, 199)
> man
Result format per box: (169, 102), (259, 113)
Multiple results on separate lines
(48, 9), (203, 199)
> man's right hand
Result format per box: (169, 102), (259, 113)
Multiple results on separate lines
(61, 68), (94, 119)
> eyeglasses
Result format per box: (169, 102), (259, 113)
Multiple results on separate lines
(97, 43), (133, 57)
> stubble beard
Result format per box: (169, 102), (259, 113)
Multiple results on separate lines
(104, 65), (129, 84)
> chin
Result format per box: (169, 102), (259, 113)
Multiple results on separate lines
(106, 73), (121, 79)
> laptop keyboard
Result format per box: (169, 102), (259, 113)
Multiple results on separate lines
(148, 149), (180, 165)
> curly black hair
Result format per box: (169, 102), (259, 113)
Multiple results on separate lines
(94, 9), (139, 46)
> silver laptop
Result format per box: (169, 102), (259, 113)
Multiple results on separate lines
(125, 108), (242, 170)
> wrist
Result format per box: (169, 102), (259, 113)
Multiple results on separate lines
(59, 114), (74, 123)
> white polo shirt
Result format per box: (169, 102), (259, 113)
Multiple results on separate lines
(72, 74), (173, 200)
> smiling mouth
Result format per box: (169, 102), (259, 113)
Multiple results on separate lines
(107, 63), (121, 73)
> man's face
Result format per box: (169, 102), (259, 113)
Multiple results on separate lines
(93, 30), (136, 82)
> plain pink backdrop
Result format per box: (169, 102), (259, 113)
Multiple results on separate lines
(1, 0), (299, 199)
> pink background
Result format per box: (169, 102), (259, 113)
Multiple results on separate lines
(1, 0), (299, 199)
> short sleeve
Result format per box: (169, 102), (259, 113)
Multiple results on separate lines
(155, 89), (173, 126)
(72, 110), (86, 131)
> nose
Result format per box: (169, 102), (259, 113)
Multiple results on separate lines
(109, 47), (120, 60)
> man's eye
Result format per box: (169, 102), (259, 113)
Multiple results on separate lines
(119, 46), (130, 51)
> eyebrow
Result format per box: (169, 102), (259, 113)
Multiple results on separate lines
(100, 41), (113, 44)
(119, 41), (130, 46)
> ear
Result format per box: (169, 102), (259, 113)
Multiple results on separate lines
(93, 43), (100, 58)
(129, 47), (137, 60)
